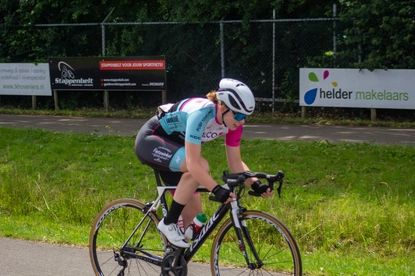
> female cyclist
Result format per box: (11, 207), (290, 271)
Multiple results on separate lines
(135, 78), (274, 248)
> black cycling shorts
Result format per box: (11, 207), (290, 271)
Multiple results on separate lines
(135, 116), (184, 186)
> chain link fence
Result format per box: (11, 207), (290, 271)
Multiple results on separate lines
(2, 19), (347, 111)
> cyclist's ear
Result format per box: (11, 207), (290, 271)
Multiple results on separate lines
(218, 103), (228, 113)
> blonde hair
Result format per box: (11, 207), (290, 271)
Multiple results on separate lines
(206, 90), (221, 104)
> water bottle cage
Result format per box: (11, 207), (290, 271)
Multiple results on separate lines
(186, 224), (197, 240)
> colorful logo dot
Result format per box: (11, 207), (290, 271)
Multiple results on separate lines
(304, 70), (337, 105)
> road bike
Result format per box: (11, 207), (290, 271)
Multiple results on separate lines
(89, 169), (302, 275)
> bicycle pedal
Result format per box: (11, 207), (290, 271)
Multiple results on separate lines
(164, 246), (175, 255)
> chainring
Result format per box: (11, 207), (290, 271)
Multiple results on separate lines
(160, 251), (188, 276)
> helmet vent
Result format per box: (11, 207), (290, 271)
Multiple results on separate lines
(227, 94), (241, 111)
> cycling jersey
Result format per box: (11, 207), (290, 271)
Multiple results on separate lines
(135, 97), (244, 180)
(158, 97), (242, 146)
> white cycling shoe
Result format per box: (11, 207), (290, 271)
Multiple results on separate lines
(157, 218), (190, 248)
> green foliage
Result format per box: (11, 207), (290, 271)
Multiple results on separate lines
(0, 0), (158, 62)
(278, 69), (297, 110)
(2, 0), (414, 69)
(1, 0), (414, 112)
(156, 0), (334, 22)
(338, 0), (415, 69)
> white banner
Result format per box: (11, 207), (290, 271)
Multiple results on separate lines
(0, 63), (51, 96)
(299, 68), (415, 109)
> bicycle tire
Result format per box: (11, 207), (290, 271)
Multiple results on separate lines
(210, 210), (302, 276)
(89, 198), (167, 276)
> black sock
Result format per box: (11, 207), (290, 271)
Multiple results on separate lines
(164, 200), (185, 225)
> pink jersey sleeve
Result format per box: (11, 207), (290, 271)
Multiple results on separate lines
(225, 125), (243, 147)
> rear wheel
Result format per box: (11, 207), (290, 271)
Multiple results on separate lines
(89, 198), (166, 275)
(211, 210), (302, 276)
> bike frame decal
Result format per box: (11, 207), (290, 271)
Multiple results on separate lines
(185, 204), (229, 261)
(189, 211), (220, 251)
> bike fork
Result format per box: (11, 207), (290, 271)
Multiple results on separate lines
(240, 218), (263, 269)
(230, 205), (262, 270)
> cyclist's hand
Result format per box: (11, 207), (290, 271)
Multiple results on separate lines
(212, 185), (236, 203)
(251, 180), (274, 198)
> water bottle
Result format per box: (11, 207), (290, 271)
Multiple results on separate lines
(184, 213), (207, 240)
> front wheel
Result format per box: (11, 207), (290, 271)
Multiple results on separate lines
(211, 210), (302, 276)
(89, 198), (167, 276)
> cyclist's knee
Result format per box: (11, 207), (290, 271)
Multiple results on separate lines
(181, 172), (199, 185)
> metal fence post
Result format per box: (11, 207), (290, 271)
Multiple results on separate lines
(54, 90), (59, 111)
(220, 18), (225, 78)
(101, 8), (114, 57)
(333, 3), (337, 68)
(102, 8), (114, 112)
(32, 96), (37, 110)
(272, 10), (276, 113)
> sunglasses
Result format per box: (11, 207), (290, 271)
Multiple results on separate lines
(232, 111), (247, 121)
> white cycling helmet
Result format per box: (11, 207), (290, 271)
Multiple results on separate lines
(216, 78), (255, 115)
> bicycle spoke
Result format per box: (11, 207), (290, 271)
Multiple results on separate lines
(211, 210), (302, 276)
(89, 199), (166, 276)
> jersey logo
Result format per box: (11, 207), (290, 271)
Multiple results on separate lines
(202, 132), (218, 139)
(190, 134), (201, 141)
(196, 110), (213, 132)
(152, 146), (173, 161)
(166, 115), (179, 123)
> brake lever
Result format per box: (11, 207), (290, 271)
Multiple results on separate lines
(275, 170), (284, 198)
(248, 170), (284, 198)
(209, 174), (245, 202)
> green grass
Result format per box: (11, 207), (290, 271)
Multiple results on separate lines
(0, 127), (414, 275)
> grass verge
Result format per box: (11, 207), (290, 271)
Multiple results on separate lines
(0, 127), (414, 275)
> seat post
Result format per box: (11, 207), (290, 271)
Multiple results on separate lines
(153, 169), (164, 187)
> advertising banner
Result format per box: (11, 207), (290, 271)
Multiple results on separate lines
(49, 56), (166, 91)
(299, 68), (415, 109)
(0, 63), (51, 96)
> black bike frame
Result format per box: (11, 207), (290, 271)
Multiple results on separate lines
(183, 189), (231, 262)
(153, 170), (234, 263)
(122, 169), (266, 267)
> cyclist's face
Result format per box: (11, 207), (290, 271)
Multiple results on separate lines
(224, 109), (245, 130)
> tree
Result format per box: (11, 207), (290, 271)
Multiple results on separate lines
(156, 0), (333, 22)
(338, 0), (415, 69)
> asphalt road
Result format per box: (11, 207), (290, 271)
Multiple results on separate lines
(0, 237), (218, 276)
(1, 114), (415, 144)
(1, 114), (414, 276)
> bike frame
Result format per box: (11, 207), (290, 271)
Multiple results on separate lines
(120, 169), (262, 267)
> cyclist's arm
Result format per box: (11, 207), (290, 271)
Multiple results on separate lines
(184, 141), (219, 191)
(226, 144), (274, 198)
(225, 145), (258, 186)
(183, 107), (228, 192)
(225, 125), (258, 186)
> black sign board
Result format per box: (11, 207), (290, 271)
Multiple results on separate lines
(49, 56), (166, 91)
